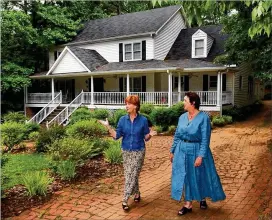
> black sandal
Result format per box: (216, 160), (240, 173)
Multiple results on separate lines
(200, 200), (208, 209)
(134, 194), (141, 202)
(122, 202), (129, 211)
(178, 206), (192, 216)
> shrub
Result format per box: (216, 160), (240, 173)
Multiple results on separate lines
(113, 109), (127, 127)
(36, 125), (66, 153)
(22, 171), (53, 197)
(168, 125), (177, 135)
(28, 131), (40, 141)
(154, 125), (163, 133)
(212, 116), (226, 127)
(140, 113), (153, 127)
(150, 107), (171, 127)
(69, 107), (93, 125)
(25, 123), (40, 139)
(66, 119), (107, 140)
(140, 104), (154, 115)
(92, 109), (109, 120)
(1, 122), (27, 151)
(3, 112), (28, 123)
(56, 160), (76, 180)
(104, 141), (122, 164)
(48, 137), (99, 164)
(222, 115), (233, 124)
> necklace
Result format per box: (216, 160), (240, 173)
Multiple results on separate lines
(188, 111), (198, 120)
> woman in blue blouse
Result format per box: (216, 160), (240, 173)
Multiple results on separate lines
(99, 95), (156, 211)
(170, 92), (225, 216)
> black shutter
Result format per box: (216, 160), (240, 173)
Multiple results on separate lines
(222, 74), (226, 91)
(54, 51), (58, 61)
(184, 75), (189, 91)
(119, 43), (123, 62)
(203, 75), (208, 91)
(71, 79), (75, 99)
(142, 76), (146, 92)
(142, 41), (146, 60)
(119, 77), (123, 92)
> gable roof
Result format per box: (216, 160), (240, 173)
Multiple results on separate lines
(68, 47), (108, 71)
(166, 25), (227, 62)
(69, 5), (182, 44)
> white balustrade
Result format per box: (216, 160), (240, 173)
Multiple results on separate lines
(27, 93), (58, 103)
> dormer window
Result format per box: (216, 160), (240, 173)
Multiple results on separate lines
(124, 42), (142, 61)
(192, 29), (214, 58)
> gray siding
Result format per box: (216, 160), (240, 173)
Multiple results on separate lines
(207, 35), (214, 55)
(154, 12), (186, 60)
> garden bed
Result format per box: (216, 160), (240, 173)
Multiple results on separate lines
(1, 155), (123, 218)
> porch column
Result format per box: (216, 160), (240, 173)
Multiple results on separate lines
(178, 72), (181, 102)
(51, 78), (55, 100)
(220, 72), (223, 116)
(168, 70), (172, 107)
(217, 72), (221, 107)
(91, 76), (94, 105)
(126, 73), (130, 97)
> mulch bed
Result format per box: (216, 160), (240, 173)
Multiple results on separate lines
(1, 155), (123, 218)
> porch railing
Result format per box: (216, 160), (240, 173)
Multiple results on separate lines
(130, 92), (169, 105)
(27, 93), (58, 104)
(82, 92), (127, 105)
(27, 91), (62, 124)
(173, 91), (218, 105)
(47, 91), (83, 127)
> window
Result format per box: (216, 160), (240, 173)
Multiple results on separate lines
(195, 39), (204, 56)
(239, 76), (243, 90)
(124, 43), (141, 61)
(54, 51), (62, 61)
(248, 76), (253, 95)
(123, 77), (142, 92)
(173, 76), (184, 89)
(209, 76), (217, 88)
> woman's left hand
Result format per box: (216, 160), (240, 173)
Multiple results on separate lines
(194, 157), (203, 167)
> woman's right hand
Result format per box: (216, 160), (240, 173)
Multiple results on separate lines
(98, 118), (109, 127)
(170, 153), (174, 163)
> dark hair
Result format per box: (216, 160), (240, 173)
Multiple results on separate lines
(125, 95), (140, 112)
(185, 92), (200, 110)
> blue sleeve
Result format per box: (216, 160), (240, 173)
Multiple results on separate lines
(170, 116), (182, 154)
(198, 114), (211, 158)
(115, 117), (123, 140)
(143, 118), (150, 136)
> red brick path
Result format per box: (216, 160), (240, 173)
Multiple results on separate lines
(11, 101), (272, 220)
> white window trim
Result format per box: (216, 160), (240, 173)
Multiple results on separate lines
(123, 42), (142, 61)
(192, 37), (207, 58)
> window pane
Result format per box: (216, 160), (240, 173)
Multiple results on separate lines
(195, 48), (204, 56)
(210, 76), (217, 87)
(125, 52), (132, 60)
(133, 51), (141, 60)
(133, 43), (141, 51)
(125, 44), (132, 52)
(133, 77), (142, 92)
(195, 40), (204, 48)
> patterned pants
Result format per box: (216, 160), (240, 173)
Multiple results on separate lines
(122, 149), (145, 203)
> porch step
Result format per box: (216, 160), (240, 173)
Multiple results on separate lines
(40, 106), (66, 127)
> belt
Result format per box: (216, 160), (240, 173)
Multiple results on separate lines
(181, 139), (198, 143)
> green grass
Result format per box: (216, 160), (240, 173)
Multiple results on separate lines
(2, 153), (50, 190)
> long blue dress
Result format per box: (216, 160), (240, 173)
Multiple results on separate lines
(170, 111), (226, 202)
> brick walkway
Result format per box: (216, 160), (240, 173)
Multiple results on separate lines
(11, 101), (272, 220)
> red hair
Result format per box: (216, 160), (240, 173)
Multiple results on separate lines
(125, 95), (140, 112)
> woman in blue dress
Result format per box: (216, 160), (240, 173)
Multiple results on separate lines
(170, 92), (226, 216)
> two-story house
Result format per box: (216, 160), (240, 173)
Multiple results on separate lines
(26, 5), (263, 126)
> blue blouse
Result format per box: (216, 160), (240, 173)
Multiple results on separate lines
(115, 114), (150, 151)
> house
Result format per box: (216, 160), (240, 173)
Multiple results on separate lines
(25, 5), (263, 126)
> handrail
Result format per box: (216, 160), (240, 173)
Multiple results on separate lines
(27, 91), (62, 124)
(47, 91), (83, 128)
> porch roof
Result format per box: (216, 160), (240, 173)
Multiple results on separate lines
(30, 59), (230, 79)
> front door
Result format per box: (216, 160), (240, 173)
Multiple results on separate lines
(90, 78), (104, 92)
(55, 79), (75, 103)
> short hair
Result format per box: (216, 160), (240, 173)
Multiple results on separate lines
(185, 92), (200, 110)
(125, 95), (140, 112)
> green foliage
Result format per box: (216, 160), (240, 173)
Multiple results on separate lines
(140, 104), (155, 115)
(56, 160), (76, 181)
(25, 122), (40, 139)
(3, 112), (28, 123)
(69, 107), (93, 125)
(222, 115), (233, 124)
(2, 154), (50, 190)
(154, 125), (163, 133)
(1, 122), (27, 151)
(212, 116), (226, 127)
(66, 119), (107, 139)
(28, 131), (40, 141)
(103, 141), (122, 164)
(48, 137), (97, 164)
(113, 109), (127, 127)
(168, 125), (177, 135)
(22, 171), (53, 197)
(92, 109), (110, 120)
(36, 125), (66, 153)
